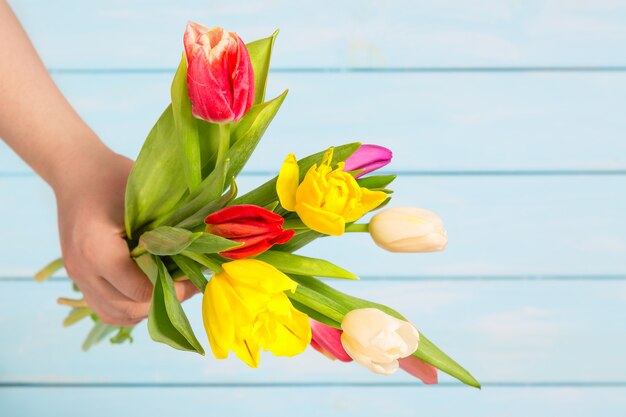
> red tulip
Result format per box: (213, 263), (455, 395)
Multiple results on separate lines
(184, 22), (255, 123)
(204, 205), (294, 259)
(343, 144), (393, 178)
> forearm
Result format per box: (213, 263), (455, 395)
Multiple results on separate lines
(0, 1), (110, 189)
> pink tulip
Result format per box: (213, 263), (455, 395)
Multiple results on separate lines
(343, 144), (393, 178)
(399, 356), (439, 385)
(184, 22), (255, 123)
(310, 319), (352, 362)
(309, 319), (438, 384)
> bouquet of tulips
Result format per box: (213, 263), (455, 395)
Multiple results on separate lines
(36, 22), (479, 388)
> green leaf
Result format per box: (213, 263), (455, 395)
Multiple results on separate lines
(282, 218), (308, 230)
(139, 226), (201, 256)
(125, 105), (188, 238)
(274, 230), (324, 253)
(233, 142), (361, 207)
(176, 177), (238, 230)
(147, 257), (205, 354)
(110, 326), (135, 344)
(162, 158), (230, 228)
(135, 253), (159, 284)
(286, 285), (347, 324)
(171, 53), (202, 192)
(289, 275), (480, 388)
(166, 90), (288, 229)
(63, 307), (92, 327)
(413, 335), (481, 389)
(171, 255), (208, 291)
(82, 320), (117, 351)
(246, 30), (279, 106)
(357, 174), (397, 190)
(226, 90), (288, 180)
(255, 251), (358, 280)
(288, 298), (341, 328)
(264, 201), (279, 212)
(185, 233), (242, 254)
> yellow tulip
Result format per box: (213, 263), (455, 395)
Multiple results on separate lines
(202, 259), (311, 367)
(276, 148), (388, 236)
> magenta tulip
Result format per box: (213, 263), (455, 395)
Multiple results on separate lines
(184, 22), (255, 123)
(310, 319), (352, 362)
(343, 144), (393, 178)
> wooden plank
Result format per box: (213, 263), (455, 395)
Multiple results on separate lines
(9, 1), (626, 68)
(1, 386), (626, 417)
(3, 72), (626, 173)
(0, 279), (625, 383)
(1, 175), (625, 277)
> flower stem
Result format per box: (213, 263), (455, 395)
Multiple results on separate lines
(130, 245), (147, 258)
(34, 257), (64, 282)
(57, 297), (89, 308)
(181, 251), (223, 273)
(215, 123), (231, 169)
(345, 223), (370, 233)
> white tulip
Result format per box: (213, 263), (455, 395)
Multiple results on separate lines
(368, 207), (448, 252)
(340, 308), (419, 375)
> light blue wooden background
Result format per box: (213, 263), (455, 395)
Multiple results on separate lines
(1, 1), (626, 416)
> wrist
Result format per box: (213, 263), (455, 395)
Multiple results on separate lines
(48, 133), (117, 196)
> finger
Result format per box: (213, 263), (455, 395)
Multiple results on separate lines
(174, 280), (201, 302)
(96, 236), (154, 302)
(78, 275), (150, 325)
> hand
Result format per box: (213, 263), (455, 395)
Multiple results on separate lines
(53, 147), (199, 326)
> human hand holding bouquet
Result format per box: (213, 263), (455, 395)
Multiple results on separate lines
(37, 22), (479, 388)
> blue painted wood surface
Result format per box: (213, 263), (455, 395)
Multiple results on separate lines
(1, 1), (626, 416)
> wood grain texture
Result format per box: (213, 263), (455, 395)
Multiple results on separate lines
(8, 0), (626, 68)
(1, 1), (626, 414)
(1, 175), (625, 277)
(2, 72), (626, 173)
(2, 386), (626, 417)
(1, 280), (625, 383)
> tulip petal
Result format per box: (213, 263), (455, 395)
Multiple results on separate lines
(187, 49), (235, 122)
(344, 187), (387, 223)
(310, 320), (353, 362)
(202, 274), (236, 359)
(277, 154), (299, 211)
(269, 307), (311, 357)
(341, 333), (399, 375)
(234, 338), (260, 368)
(206, 204), (285, 225)
(183, 21), (210, 59)
(220, 235), (275, 260)
(344, 144), (393, 178)
(296, 201), (345, 236)
(230, 34), (255, 121)
(222, 259), (296, 294)
(399, 356), (439, 384)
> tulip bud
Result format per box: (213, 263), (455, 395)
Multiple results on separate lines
(310, 319), (353, 362)
(184, 22), (255, 123)
(340, 308), (419, 375)
(368, 207), (448, 253)
(309, 318), (437, 383)
(343, 144), (393, 178)
(204, 204), (294, 259)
